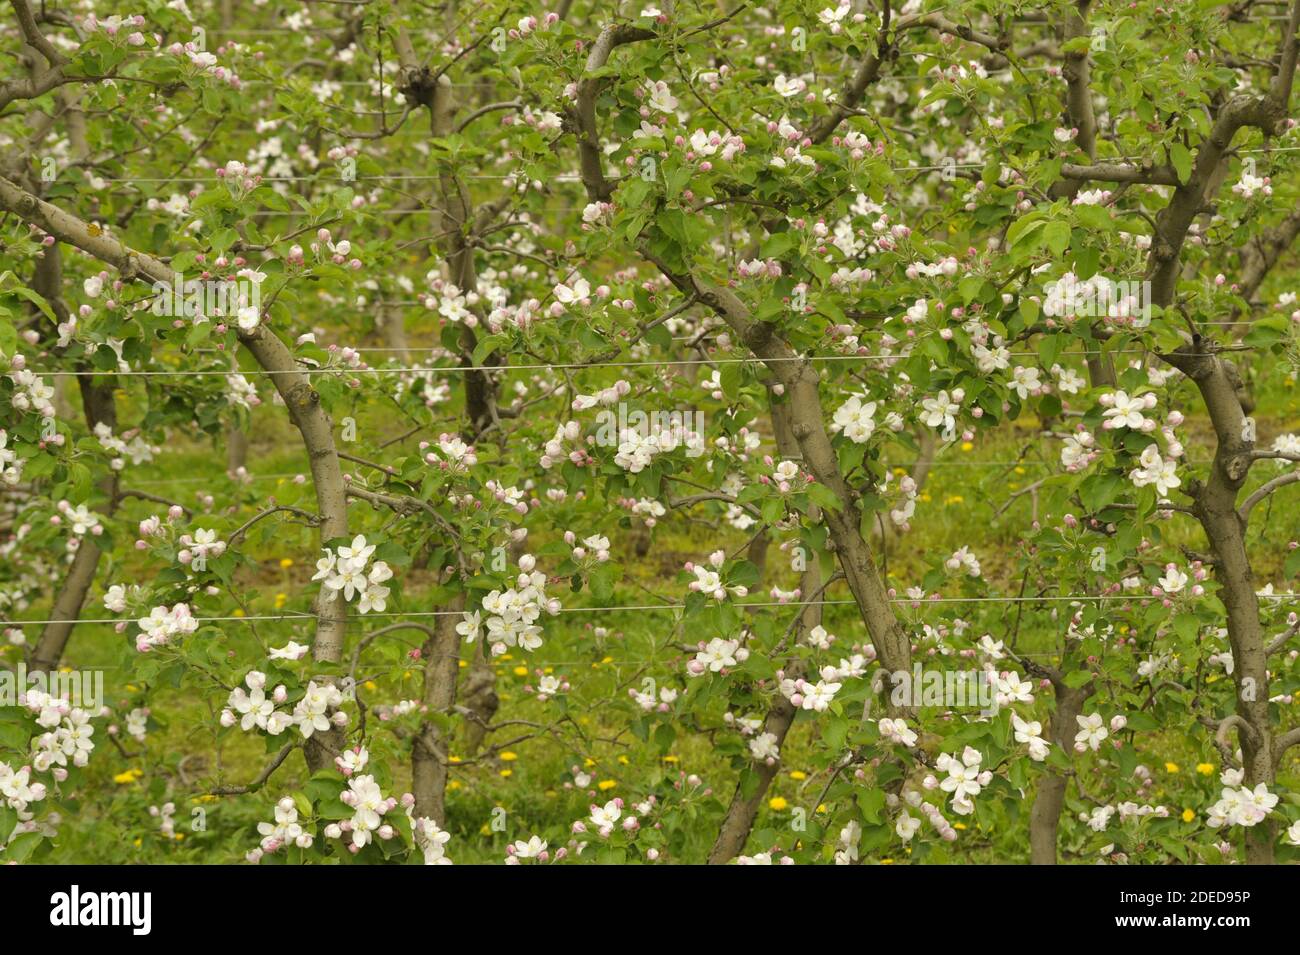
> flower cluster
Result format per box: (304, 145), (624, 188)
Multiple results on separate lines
(944, 546), (981, 578)
(94, 423), (158, 470)
(1060, 428), (1098, 472)
(424, 434), (478, 472)
(30, 698), (96, 772)
(179, 528), (227, 567)
(221, 673), (348, 740)
(313, 535), (394, 614)
(412, 815), (453, 864)
(831, 394), (877, 443)
(8, 355), (56, 418)
(0, 761), (47, 812)
(252, 797), (314, 858)
(685, 551), (749, 601)
(781, 674), (842, 712)
(613, 425), (704, 473)
(1100, 390), (1157, 431)
(324, 774), (398, 850)
(687, 637), (743, 675)
(1074, 712), (1112, 752)
(0, 430), (22, 486)
(1129, 445), (1180, 497)
(135, 603), (199, 652)
(1013, 714), (1050, 761)
(457, 560), (560, 656)
(1232, 173), (1272, 199)
(1207, 781), (1278, 829)
(879, 717), (918, 747)
(53, 500), (104, 537)
(934, 746), (990, 815)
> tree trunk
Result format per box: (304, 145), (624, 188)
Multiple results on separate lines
(1167, 350), (1274, 862)
(226, 423), (249, 473)
(29, 247), (119, 673)
(412, 594), (464, 824)
(1029, 681), (1093, 864)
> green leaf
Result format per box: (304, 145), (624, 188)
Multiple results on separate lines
(857, 787), (885, 825)
(1043, 220), (1071, 256)
(589, 562), (618, 602)
(4, 831), (42, 863)
(805, 482), (843, 513)
(6, 285), (56, 321)
(1169, 143), (1192, 184)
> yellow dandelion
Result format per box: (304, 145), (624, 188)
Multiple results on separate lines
(1014, 466), (1026, 475)
(960, 441), (974, 452)
(274, 593), (287, 609)
(1182, 808), (1195, 823)
(363, 680), (377, 692)
(279, 558), (293, 569)
(1196, 763), (1214, 776)
(448, 755), (463, 764)
(513, 666), (528, 677)
(499, 769), (513, 778)
(768, 796), (788, 811)
(458, 660), (468, 668)
(232, 608), (245, 618)
(618, 755), (629, 765)
(114, 769), (143, 785)
(499, 751), (518, 762)
(662, 755), (679, 763)
(953, 822), (967, 830)
(1165, 762), (1180, 774)
(816, 803), (828, 814)
(584, 757), (596, 768)
(448, 780), (462, 791)
(598, 779), (617, 791)
(789, 770), (807, 781)
(881, 858), (894, 865)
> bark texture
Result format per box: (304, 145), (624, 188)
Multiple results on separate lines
(412, 594), (465, 824)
